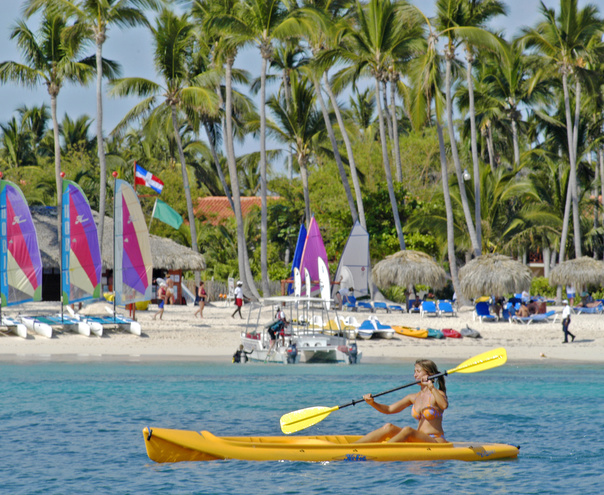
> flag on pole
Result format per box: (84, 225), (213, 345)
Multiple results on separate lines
(134, 163), (164, 193)
(151, 198), (183, 230)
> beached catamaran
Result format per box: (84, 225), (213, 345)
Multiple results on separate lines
(332, 220), (371, 299)
(0, 178), (44, 338)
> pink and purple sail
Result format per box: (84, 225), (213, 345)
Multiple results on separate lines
(114, 179), (152, 306)
(299, 217), (328, 294)
(0, 180), (42, 306)
(61, 180), (102, 304)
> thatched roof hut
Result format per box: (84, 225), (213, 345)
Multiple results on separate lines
(31, 206), (205, 271)
(372, 250), (446, 289)
(549, 256), (604, 288)
(458, 254), (532, 299)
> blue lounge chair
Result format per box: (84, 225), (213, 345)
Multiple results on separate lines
(372, 301), (390, 313)
(473, 302), (498, 322)
(512, 310), (558, 325)
(356, 301), (374, 312)
(343, 295), (357, 311)
(502, 302), (515, 322)
(388, 304), (405, 313)
(408, 299), (421, 313)
(573, 303), (604, 315)
(420, 300), (438, 317)
(438, 300), (456, 317)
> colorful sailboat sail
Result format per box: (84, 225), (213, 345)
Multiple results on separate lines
(288, 224), (306, 294)
(61, 180), (102, 304)
(0, 179), (43, 307)
(114, 179), (152, 306)
(299, 217), (328, 294)
(333, 221), (370, 299)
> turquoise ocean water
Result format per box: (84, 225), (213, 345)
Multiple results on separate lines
(1, 360), (602, 494)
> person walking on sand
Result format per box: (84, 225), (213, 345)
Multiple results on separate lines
(231, 281), (246, 319)
(153, 283), (167, 320)
(561, 300), (575, 343)
(194, 281), (207, 318)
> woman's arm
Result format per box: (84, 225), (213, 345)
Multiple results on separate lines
(363, 393), (414, 414)
(425, 380), (448, 410)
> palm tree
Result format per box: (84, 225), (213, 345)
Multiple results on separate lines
(0, 11), (97, 236)
(338, 0), (425, 250)
(522, 0), (604, 261)
(208, 0), (291, 296)
(201, 0), (261, 299)
(109, 9), (219, 265)
(24, 0), (159, 265)
(265, 72), (325, 224)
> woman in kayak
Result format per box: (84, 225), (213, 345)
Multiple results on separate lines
(355, 359), (448, 443)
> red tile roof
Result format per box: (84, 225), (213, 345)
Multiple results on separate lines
(194, 196), (280, 225)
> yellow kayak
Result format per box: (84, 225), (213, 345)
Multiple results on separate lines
(393, 326), (429, 339)
(143, 427), (519, 463)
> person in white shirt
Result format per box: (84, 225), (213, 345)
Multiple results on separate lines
(231, 281), (246, 319)
(561, 300), (575, 343)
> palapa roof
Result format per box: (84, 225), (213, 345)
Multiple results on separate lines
(31, 206), (205, 271)
(549, 256), (604, 288)
(458, 254), (532, 299)
(372, 250), (446, 290)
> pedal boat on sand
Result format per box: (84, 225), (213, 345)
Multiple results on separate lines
(241, 296), (360, 364)
(142, 427), (519, 463)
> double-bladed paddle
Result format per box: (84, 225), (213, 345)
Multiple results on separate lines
(280, 347), (507, 434)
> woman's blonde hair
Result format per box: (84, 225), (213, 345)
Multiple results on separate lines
(415, 359), (447, 395)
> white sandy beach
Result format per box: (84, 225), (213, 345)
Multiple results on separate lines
(1, 299), (602, 363)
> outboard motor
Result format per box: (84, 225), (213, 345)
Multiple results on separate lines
(286, 343), (298, 364)
(348, 343), (358, 364)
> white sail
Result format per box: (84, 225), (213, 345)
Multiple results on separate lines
(318, 258), (330, 310)
(333, 221), (370, 299)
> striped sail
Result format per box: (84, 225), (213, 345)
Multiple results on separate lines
(114, 179), (152, 306)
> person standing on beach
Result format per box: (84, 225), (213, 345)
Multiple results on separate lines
(355, 359), (448, 444)
(165, 275), (175, 304)
(231, 281), (246, 319)
(194, 282), (207, 318)
(153, 283), (167, 320)
(561, 300), (575, 343)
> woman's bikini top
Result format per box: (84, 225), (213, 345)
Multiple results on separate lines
(412, 404), (443, 421)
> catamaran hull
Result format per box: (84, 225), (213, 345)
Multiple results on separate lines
(142, 428), (519, 463)
(19, 316), (52, 338)
(1, 317), (27, 339)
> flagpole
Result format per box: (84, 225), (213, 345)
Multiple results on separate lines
(149, 198), (157, 231)
(112, 171), (118, 323)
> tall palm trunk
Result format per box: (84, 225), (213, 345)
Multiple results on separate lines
(486, 123), (496, 171)
(203, 121), (233, 210)
(445, 52), (480, 256)
(466, 52), (481, 248)
(50, 91), (62, 299)
(259, 52), (269, 296)
(312, 76), (358, 223)
(561, 70), (581, 258)
(95, 33), (107, 260)
(511, 117), (520, 166)
(375, 74), (405, 250)
(170, 105), (199, 268)
(559, 179), (572, 264)
(382, 79), (394, 142)
(323, 73), (366, 228)
(224, 57), (259, 299)
(299, 153), (311, 225)
(436, 121), (460, 298)
(284, 71), (293, 182)
(390, 73), (403, 183)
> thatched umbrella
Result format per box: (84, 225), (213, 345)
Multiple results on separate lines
(458, 254), (532, 299)
(549, 256), (604, 288)
(31, 206), (205, 271)
(372, 250), (446, 290)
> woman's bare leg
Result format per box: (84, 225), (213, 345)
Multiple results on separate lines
(388, 426), (442, 443)
(354, 423), (402, 444)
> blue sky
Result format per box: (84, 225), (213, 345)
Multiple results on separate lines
(0, 1), (555, 152)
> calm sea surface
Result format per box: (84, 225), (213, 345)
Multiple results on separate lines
(0, 359), (602, 494)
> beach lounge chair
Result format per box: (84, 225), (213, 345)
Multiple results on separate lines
(408, 299), (421, 313)
(438, 300), (456, 317)
(225, 277), (235, 307)
(573, 303), (604, 315)
(473, 302), (498, 322)
(343, 295), (357, 311)
(502, 302), (515, 322)
(420, 300), (438, 317)
(372, 301), (390, 313)
(356, 301), (374, 312)
(512, 310), (558, 325)
(388, 304), (405, 313)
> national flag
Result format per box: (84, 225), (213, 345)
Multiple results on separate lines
(151, 198), (183, 230)
(134, 163), (164, 194)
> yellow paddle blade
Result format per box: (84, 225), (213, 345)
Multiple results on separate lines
(447, 347), (507, 374)
(280, 406), (340, 434)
